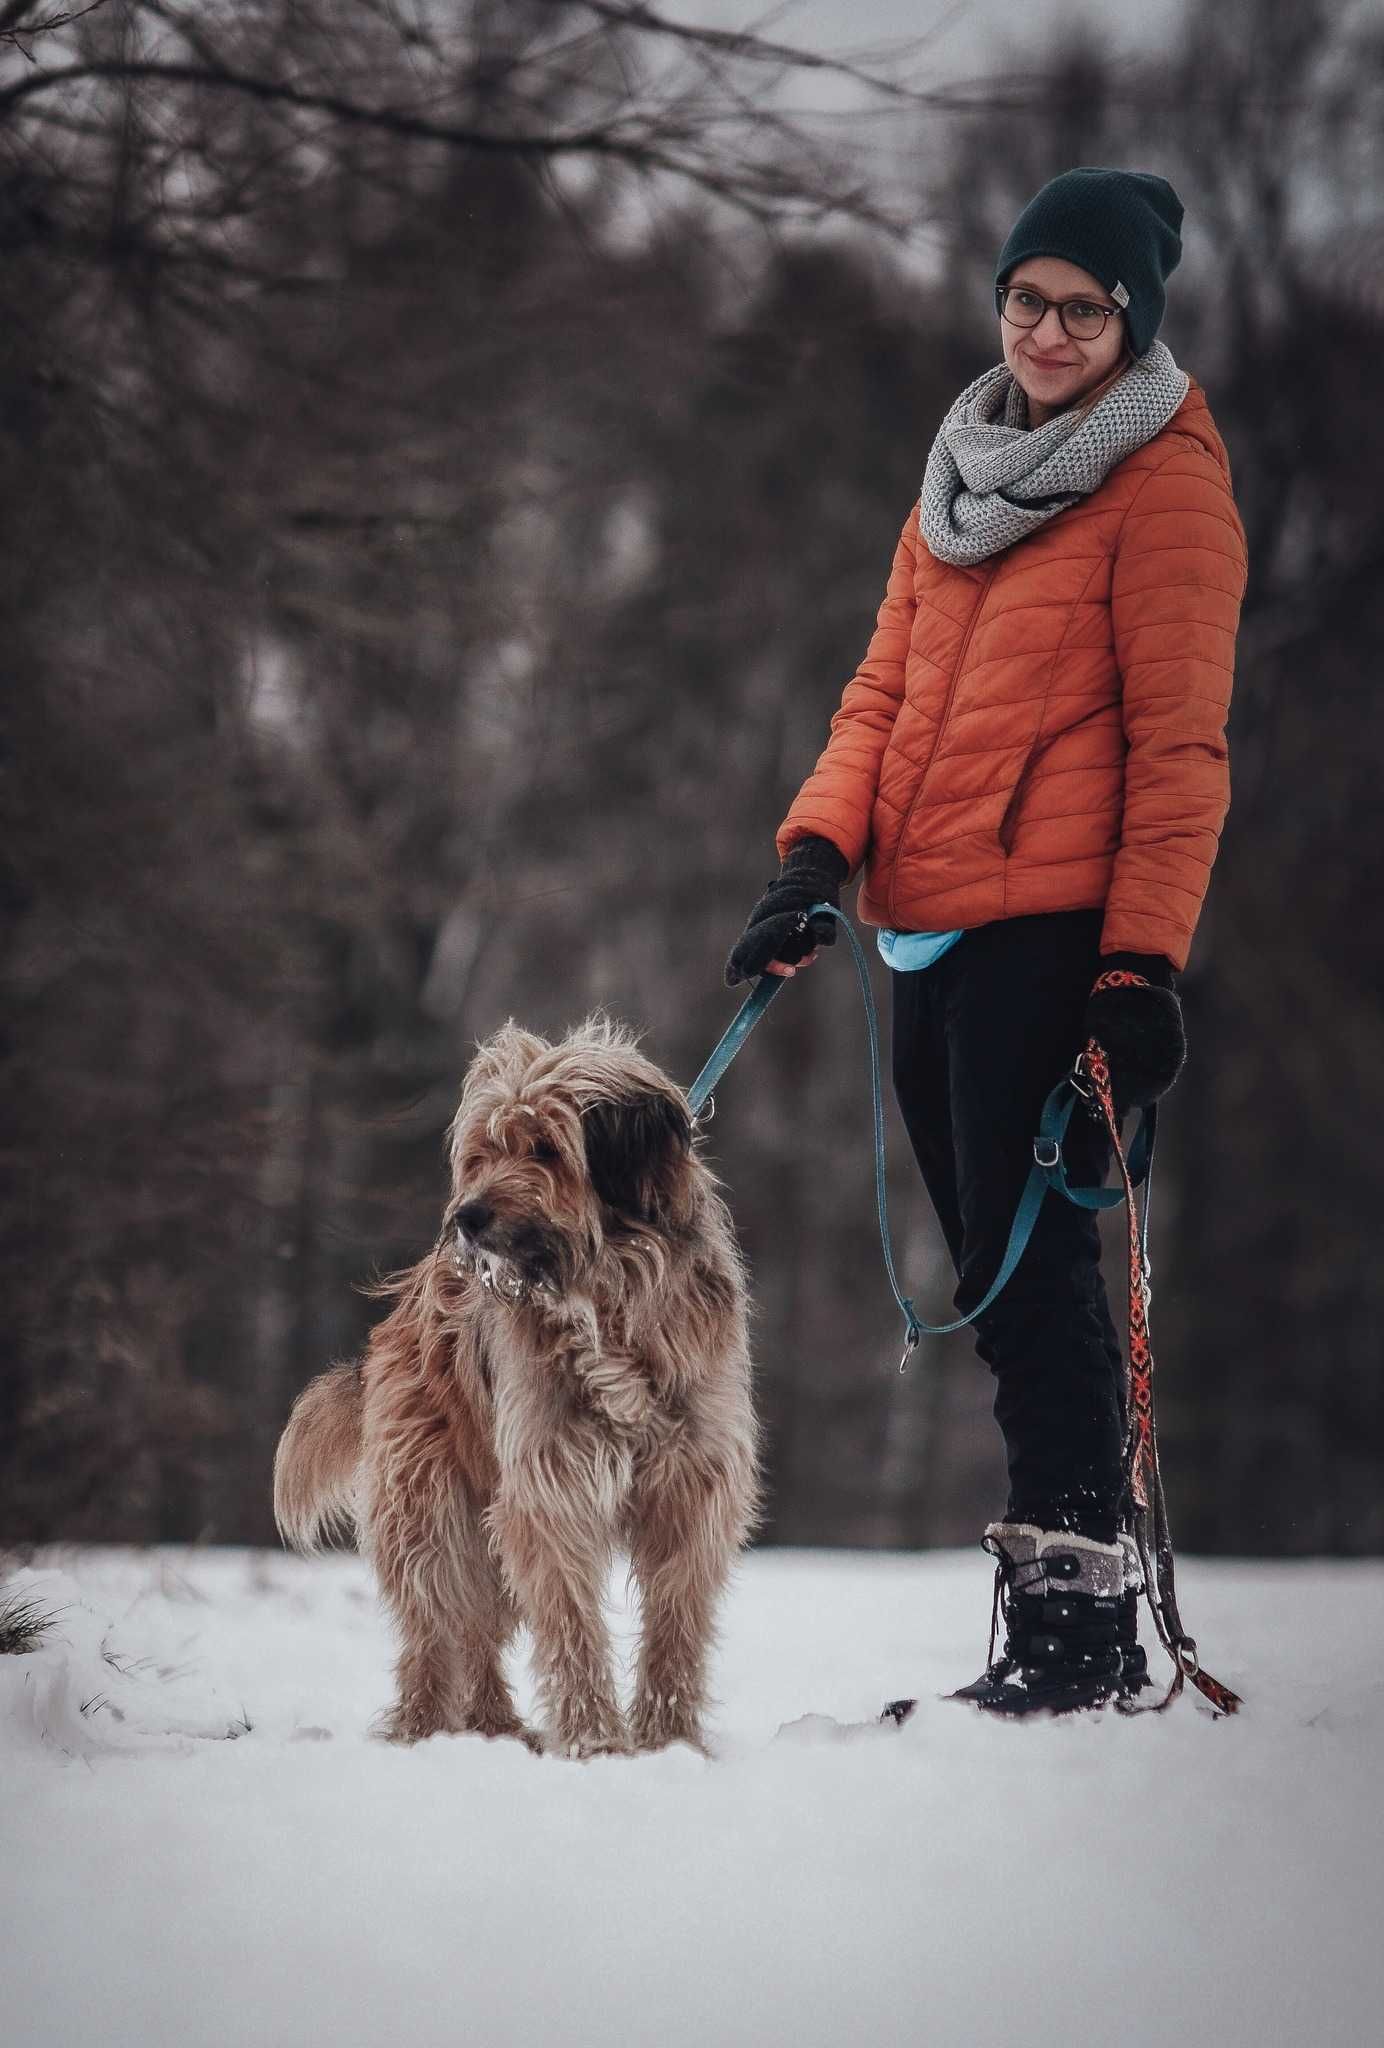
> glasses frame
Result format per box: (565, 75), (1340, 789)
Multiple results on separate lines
(995, 283), (1123, 342)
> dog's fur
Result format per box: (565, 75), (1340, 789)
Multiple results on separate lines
(274, 1014), (760, 1756)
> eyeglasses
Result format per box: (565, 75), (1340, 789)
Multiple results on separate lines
(996, 284), (1122, 342)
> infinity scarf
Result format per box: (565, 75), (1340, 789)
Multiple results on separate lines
(919, 339), (1190, 567)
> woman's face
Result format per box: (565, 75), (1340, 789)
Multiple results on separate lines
(998, 254), (1128, 424)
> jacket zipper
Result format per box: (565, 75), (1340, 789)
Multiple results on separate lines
(887, 560), (1000, 925)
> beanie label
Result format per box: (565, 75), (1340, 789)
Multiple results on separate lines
(1112, 281), (1130, 307)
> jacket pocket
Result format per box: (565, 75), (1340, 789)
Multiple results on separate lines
(997, 752), (1038, 855)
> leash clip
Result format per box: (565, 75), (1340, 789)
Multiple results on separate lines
(898, 1317), (922, 1375)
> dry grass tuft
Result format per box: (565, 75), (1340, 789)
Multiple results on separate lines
(0, 1589), (59, 1657)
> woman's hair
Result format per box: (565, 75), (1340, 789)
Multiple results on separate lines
(1072, 343), (1135, 419)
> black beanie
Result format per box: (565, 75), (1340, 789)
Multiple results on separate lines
(994, 166), (1184, 360)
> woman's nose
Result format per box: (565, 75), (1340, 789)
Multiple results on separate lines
(1031, 303), (1068, 346)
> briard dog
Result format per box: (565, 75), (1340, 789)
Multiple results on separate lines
(273, 1014), (760, 1757)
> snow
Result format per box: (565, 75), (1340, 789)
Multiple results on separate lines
(3, 1545), (1381, 2048)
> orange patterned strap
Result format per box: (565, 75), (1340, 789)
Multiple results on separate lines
(1090, 968), (1152, 994)
(1081, 1030), (1244, 1719)
(1186, 1663), (1244, 1716)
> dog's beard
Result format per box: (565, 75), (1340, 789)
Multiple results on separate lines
(466, 1248), (537, 1305)
(450, 1228), (567, 1307)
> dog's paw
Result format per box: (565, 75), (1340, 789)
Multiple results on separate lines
(549, 1704), (631, 1760)
(559, 1733), (631, 1760)
(464, 1713), (543, 1755)
(372, 1699), (456, 1746)
(374, 1715), (438, 1747)
(628, 1694), (708, 1756)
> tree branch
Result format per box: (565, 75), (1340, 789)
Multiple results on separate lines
(551, 0), (935, 104)
(0, 0), (108, 55)
(0, 51), (903, 226)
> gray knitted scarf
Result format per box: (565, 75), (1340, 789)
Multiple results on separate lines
(919, 339), (1189, 566)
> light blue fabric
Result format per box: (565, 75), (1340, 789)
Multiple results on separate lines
(875, 925), (966, 972)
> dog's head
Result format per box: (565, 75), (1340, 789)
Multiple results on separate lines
(443, 1013), (696, 1303)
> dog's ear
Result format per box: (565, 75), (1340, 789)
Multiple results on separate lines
(582, 1090), (693, 1222)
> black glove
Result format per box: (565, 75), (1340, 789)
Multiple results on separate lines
(1081, 950), (1185, 1121)
(724, 836), (850, 987)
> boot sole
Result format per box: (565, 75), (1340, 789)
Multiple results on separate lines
(946, 1673), (1121, 1716)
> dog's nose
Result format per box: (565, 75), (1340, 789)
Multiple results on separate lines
(453, 1199), (493, 1240)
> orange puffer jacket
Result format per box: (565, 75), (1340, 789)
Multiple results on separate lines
(775, 376), (1249, 972)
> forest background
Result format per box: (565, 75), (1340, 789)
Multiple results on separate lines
(4, 0), (1381, 1555)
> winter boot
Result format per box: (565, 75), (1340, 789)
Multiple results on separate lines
(1116, 1531), (1152, 1699)
(949, 1521), (1125, 1716)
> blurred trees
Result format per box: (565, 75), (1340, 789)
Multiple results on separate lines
(2, 0), (1380, 1552)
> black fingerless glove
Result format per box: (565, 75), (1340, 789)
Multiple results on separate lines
(724, 836), (850, 988)
(1082, 951), (1185, 1121)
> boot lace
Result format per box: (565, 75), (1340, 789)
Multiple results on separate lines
(980, 1532), (1050, 1676)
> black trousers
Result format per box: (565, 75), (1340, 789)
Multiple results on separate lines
(890, 908), (1126, 1544)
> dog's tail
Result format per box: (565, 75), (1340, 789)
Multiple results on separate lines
(273, 1364), (364, 1554)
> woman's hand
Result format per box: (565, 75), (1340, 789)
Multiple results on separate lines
(1082, 952), (1185, 1119)
(724, 836), (850, 987)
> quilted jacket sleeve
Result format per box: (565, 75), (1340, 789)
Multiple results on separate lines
(774, 503), (918, 874)
(1101, 445), (1249, 971)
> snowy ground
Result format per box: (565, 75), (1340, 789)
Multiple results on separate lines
(3, 1545), (1381, 2048)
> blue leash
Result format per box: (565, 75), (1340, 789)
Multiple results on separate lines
(688, 904), (1155, 1372)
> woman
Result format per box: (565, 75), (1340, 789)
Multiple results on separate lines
(725, 167), (1249, 1716)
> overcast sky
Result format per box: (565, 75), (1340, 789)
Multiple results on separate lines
(654, 0), (1197, 269)
(637, 1), (1383, 277)
(664, 0), (1196, 98)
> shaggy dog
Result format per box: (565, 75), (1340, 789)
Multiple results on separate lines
(274, 1015), (760, 1757)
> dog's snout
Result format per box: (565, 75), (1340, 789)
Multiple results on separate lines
(453, 1199), (493, 1239)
